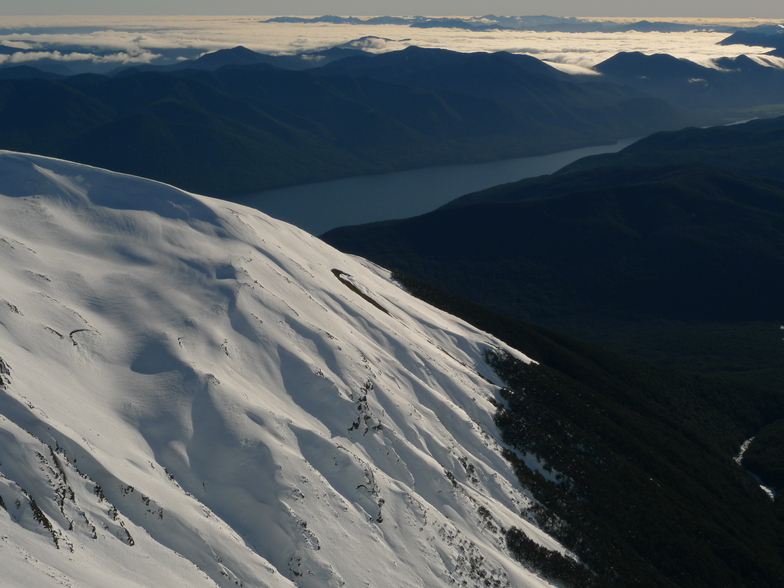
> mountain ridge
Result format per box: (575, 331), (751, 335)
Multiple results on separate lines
(0, 52), (687, 197)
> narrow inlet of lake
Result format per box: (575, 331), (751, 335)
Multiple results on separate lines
(239, 138), (637, 235)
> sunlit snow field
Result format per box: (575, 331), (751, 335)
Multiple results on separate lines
(0, 150), (560, 587)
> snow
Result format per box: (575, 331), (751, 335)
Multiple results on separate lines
(734, 437), (754, 465)
(0, 150), (564, 587)
(735, 437), (777, 502)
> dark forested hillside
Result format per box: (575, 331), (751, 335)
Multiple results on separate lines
(390, 271), (784, 588)
(559, 115), (784, 180)
(324, 161), (784, 326)
(0, 49), (688, 197)
(593, 52), (784, 115)
(322, 117), (784, 344)
(322, 118), (784, 514)
(6, 46), (784, 199)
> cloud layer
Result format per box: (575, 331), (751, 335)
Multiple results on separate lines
(0, 15), (780, 71)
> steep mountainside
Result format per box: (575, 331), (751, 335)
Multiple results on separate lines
(390, 272), (784, 588)
(318, 48), (676, 138)
(0, 151), (565, 588)
(317, 46), (574, 83)
(321, 118), (784, 544)
(323, 162), (784, 325)
(321, 117), (784, 406)
(593, 52), (784, 115)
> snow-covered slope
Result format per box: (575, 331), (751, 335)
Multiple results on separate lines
(0, 151), (563, 588)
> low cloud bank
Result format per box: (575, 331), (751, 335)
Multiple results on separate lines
(0, 50), (160, 65)
(0, 15), (780, 74)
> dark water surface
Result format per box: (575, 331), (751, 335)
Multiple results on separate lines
(240, 138), (637, 235)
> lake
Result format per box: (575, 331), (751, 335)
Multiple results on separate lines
(239, 138), (638, 235)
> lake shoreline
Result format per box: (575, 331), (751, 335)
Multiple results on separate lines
(238, 137), (639, 235)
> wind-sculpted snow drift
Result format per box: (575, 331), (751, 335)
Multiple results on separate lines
(0, 151), (563, 587)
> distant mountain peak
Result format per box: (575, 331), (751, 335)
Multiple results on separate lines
(193, 45), (267, 66)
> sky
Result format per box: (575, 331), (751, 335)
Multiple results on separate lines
(1, 1), (783, 18)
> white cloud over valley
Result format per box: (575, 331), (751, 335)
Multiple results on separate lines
(0, 15), (781, 71)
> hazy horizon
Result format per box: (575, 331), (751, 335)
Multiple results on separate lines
(1, 1), (784, 18)
(1, 14), (781, 75)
